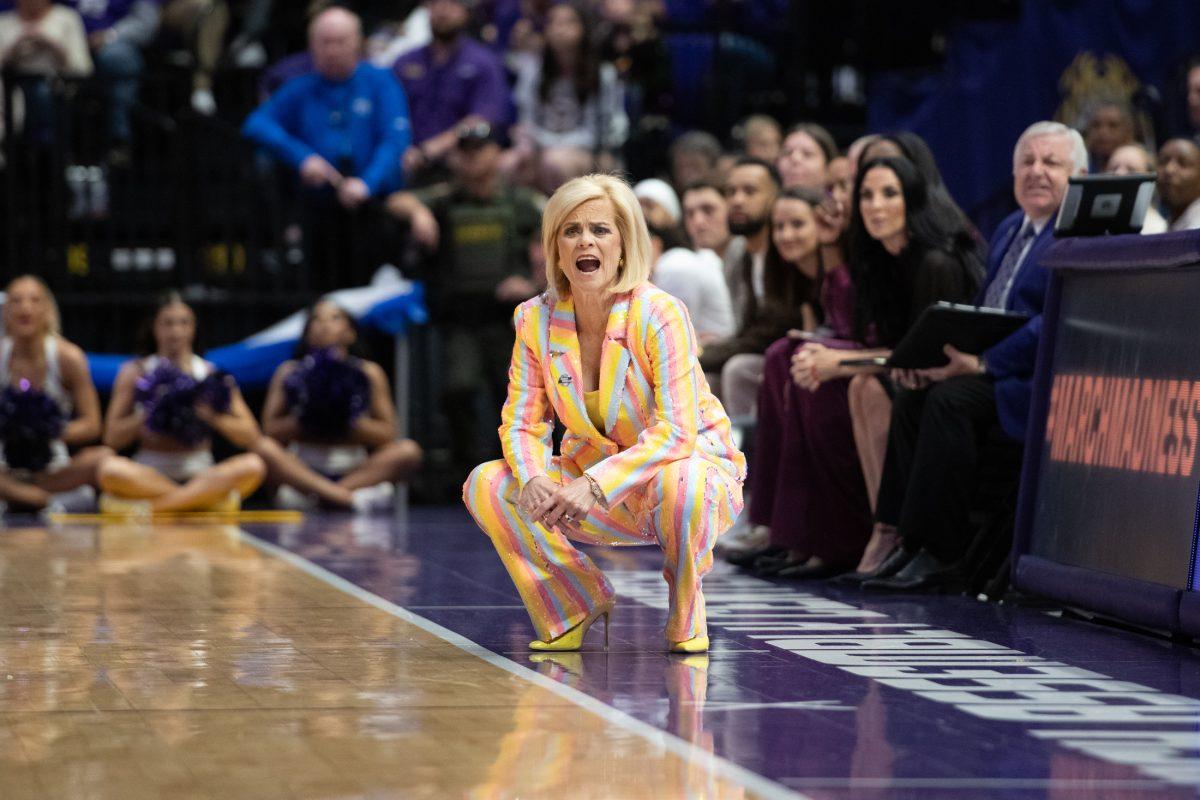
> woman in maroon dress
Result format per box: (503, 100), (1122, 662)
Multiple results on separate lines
(743, 156), (982, 578)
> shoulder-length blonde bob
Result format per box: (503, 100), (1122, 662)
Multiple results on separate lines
(542, 174), (653, 299)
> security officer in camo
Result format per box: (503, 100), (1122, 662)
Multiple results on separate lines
(387, 122), (545, 469)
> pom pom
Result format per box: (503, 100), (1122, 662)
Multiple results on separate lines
(0, 379), (67, 472)
(284, 348), (370, 439)
(135, 363), (235, 446)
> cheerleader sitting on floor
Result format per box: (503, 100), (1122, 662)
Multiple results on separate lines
(253, 299), (422, 512)
(0, 276), (112, 512)
(97, 292), (266, 513)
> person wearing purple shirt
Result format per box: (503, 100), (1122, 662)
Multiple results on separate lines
(393, 0), (510, 178)
(66, 0), (159, 160)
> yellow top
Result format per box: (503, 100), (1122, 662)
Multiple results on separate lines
(584, 390), (604, 433)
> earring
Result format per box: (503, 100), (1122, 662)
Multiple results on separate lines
(618, 256), (625, 267)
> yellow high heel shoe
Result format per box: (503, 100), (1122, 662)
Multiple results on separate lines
(668, 635), (709, 654)
(529, 605), (612, 651)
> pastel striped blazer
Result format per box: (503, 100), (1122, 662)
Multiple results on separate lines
(499, 282), (746, 508)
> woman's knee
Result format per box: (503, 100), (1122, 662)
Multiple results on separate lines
(462, 459), (513, 510)
(225, 452), (267, 483)
(96, 455), (134, 486)
(380, 439), (423, 475)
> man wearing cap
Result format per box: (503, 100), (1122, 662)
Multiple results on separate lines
(393, 0), (510, 182)
(386, 122), (544, 470)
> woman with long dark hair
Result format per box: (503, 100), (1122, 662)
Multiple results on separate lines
(510, 0), (628, 190)
(699, 186), (826, 418)
(98, 292), (266, 513)
(253, 298), (422, 511)
(738, 156), (981, 578)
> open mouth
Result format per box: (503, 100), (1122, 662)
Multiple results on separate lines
(576, 255), (601, 273)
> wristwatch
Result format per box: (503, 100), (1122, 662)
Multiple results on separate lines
(977, 355), (988, 375)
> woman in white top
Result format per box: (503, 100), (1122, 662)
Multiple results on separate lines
(0, 275), (109, 511)
(253, 299), (422, 511)
(508, 1), (627, 191)
(1107, 143), (1169, 234)
(98, 292), (265, 512)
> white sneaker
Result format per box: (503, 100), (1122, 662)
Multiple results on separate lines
(47, 484), (96, 513)
(191, 88), (217, 116)
(276, 485), (317, 511)
(351, 482), (395, 514)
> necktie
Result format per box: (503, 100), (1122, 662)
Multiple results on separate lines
(983, 223), (1036, 309)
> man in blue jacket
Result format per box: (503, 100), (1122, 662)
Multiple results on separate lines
(863, 121), (1088, 591)
(243, 6), (411, 209)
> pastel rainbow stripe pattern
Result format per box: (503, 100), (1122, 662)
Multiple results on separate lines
(464, 284), (745, 642)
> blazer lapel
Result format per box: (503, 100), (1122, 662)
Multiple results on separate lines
(547, 295), (603, 439)
(598, 294), (632, 437)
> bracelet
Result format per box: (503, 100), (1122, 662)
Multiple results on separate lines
(584, 473), (607, 509)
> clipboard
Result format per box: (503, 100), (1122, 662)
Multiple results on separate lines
(838, 302), (1030, 370)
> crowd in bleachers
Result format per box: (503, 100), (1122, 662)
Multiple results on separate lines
(6, 1), (1200, 594)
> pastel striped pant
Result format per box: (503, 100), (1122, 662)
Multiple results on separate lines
(464, 455), (743, 643)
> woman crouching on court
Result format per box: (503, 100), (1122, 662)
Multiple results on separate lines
(97, 292), (266, 513)
(0, 276), (111, 512)
(463, 174), (746, 653)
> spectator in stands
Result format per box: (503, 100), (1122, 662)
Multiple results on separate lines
(510, 0), (628, 192)
(741, 156), (982, 577)
(1082, 98), (1136, 173)
(254, 299), (422, 512)
(0, 0), (92, 144)
(740, 114), (782, 162)
(649, 221), (734, 345)
(0, 0), (91, 77)
(0, 275), (110, 513)
(858, 121), (1086, 592)
(681, 180), (732, 259)
(777, 122), (836, 190)
(1157, 138), (1200, 231)
(713, 157), (779, 331)
(74, 0), (160, 163)
(394, 0), (510, 181)
(596, 0), (672, 120)
(1187, 59), (1200, 140)
(97, 292), (267, 514)
(669, 130), (722, 193)
(243, 6), (411, 288)
(632, 177), (679, 229)
(701, 180), (816, 419)
(160, 0), (230, 115)
(1107, 143), (1168, 234)
(243, 6), (411, 207)
(386, 121), (543, 469)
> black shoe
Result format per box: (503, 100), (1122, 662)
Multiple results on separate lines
(862, 549), (965, 593)
(776, 560), (843, 580)
(726, 545), (783, 568)
(752, 551), (808, 577)
(830, 546), (913, 586)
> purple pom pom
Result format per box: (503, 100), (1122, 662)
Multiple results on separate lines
(135, 363), (235, 446)
(284, 349), (370, 439)
(0, 379), (68, 472)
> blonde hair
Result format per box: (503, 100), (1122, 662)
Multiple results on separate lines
(542, 173), (653, 299)
(4, 275), (61, 337)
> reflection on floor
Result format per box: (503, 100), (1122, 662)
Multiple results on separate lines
(5, 508), (1200, 799)
(0, 521), (764, 799)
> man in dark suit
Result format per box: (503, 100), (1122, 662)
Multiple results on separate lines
(862, 121), (1088, 591)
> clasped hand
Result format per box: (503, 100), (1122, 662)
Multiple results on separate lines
(790, 342), (840, 391)
(519, 475), (596, 534)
